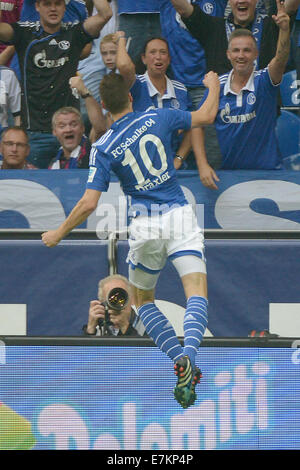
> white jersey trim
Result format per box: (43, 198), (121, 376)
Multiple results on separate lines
(103, 112), (158, 153)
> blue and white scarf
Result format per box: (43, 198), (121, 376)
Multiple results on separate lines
(225, 5), (267, 70)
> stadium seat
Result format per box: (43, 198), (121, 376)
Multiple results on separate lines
(280, 70), (300, 108)
(275, 110), (300, 161)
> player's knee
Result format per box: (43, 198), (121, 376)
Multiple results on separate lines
(129, 265), (159, 291)
(133, 289), (155, 309)
(171, 254), (207, 278)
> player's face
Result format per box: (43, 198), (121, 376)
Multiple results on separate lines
(53, 113), (84, 154)
(142, 39), (170, 77)
(35, 0), (66, 30)
(227, 36), (258, 76)
(100, 42), (117, 70)
(229, 0), (257, 26)
(0, 130), (30, 169)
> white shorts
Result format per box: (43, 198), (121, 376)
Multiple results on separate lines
(127, 204), (206, 289)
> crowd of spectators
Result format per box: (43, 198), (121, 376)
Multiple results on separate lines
(0, 0), (299, 175)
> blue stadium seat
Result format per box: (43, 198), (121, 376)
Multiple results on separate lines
(275, 110), (300, 164)
(280, 70), (300, 108)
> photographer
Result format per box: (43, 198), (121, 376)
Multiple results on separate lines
(83, 274), (146, 337)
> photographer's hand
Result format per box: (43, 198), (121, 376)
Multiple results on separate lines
(87, 300), (106, 334)
(108, 310), (130, 333)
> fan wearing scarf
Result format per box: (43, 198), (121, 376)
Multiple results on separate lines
(49, 107), (90, 169)
(169, 0), (299, 76)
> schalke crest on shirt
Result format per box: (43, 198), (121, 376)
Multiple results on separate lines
(171, 99), (180, 109)
(247, 93), (256, 105)
(202, 2), (214, 14)
(58, 40), (71, 50)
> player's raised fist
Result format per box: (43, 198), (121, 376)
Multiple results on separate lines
(203, 71), (220, 90)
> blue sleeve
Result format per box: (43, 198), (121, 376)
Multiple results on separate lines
(86, 147), (111, 192)
(130, 77), (142, 101)
(260, 67), (281, 98)
(197, 88), (209, 109)
(161, 108), (192, 131)
(186, 91), (193, 112)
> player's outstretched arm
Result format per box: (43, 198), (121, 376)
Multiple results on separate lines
(83, 0), (113, 38)
(269, 0), (290, 85)
(191, 71), (220, 127)
(42, 189), (101, 247)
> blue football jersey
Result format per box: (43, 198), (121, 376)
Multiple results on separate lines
(87, 108), (192, 211)
(117, 1), (159, 14)
(158, 0), (228, 87)
(130, 73), (192, 155)
(215, 68), (282, 169)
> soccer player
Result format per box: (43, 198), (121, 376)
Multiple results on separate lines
(41, 71), (220, 409)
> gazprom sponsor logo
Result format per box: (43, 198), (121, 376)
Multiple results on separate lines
(220, 103), (256, 124)
(34, 50), (69, 68)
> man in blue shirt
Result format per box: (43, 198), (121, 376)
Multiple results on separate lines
(195, 0), (291, 189)
(158, 0), (228, 169)
(41, 70), (220, 409)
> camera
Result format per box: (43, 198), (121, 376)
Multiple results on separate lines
(99, 287), (129, 335)
(105, 287), (129, 311)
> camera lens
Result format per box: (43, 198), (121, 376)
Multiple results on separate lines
(106, 287), (128, 310)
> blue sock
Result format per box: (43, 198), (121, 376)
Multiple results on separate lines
(183, 296), (208, 368)
(138, 302), (183, 362)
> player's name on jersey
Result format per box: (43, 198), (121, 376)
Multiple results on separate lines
(135, 171), (171, 191)
(111, 118), (155, 158)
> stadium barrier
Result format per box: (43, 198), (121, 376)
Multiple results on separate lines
(0, 336), (300, 450)
(0, 229), (299, 337)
